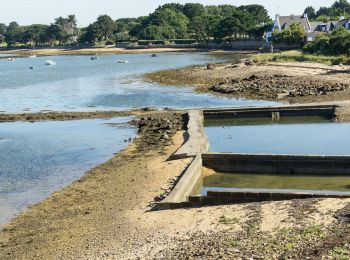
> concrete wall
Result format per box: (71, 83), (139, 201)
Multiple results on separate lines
(203, 153), (350, 175)
(156, 155), (203, 210)
(203, 105), (337, 120)
(189, 191), (350, 205)
(171, 110), (209, 160)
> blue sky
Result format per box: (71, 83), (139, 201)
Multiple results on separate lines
(1, 0), (336, 26)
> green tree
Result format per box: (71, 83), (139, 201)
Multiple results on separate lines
(183, 3), (205, 21)
(52, 15), (79, 45)
(156, 3), (184, 13)
(332, 0), (350, 14)
(304, 6), (317, 20)
(23, 24), (49, 46)
(238, 4), (272, 38)
(0, 23), (7, 44)
(192, 12), (220, 42)
(273, 23), (306, 45)
(213, 9), (247, 41)
(5, 22), (22, 46)
(93, 15), (116, 42)
(141, 8), (189, 40)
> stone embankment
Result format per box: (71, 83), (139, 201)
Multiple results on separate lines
(135, 113), (188, 151)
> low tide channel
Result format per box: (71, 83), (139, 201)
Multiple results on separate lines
(0, 117), (136, 226)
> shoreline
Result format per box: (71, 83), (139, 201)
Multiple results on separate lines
(1, 110), (350, 259)
(0, 109), (153, 122)
(0, 47), (200, 58)
(146, 60), (350, 104)
(0, 47), (257, 59)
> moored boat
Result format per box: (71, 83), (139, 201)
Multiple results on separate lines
(45, 60), (56, 66)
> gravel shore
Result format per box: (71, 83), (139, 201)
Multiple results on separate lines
(146, 60), (350, 104)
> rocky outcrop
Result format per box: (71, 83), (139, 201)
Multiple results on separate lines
(135, 113), (188, 151)
(210, 74), (350, 99)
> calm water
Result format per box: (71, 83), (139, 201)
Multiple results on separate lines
(202, 172), (350, 195)
(205, 117), (350, 155)
(0, 53), (278, 113)
(0, 54), (16, 57)
(0, 117), (136, 226)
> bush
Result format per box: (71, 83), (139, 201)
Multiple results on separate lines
(331, 56), (348, 65)
(305, 28), (350, 56)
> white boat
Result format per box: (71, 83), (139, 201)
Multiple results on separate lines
(29, 55), (37, 58)
(45, 60), (56, 66)
(118, 60), (129, 63)
(7, 58), (15, 61)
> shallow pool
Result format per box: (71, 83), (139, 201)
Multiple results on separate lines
(202, 172), (350, 196)
(205, 117), (350, 155)
(0, 117), (136, 226)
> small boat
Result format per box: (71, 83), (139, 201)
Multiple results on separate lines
(45, 60), (56, 66)
(151, 54), (158, 57)
(7, 58), (15, 61)
(29, 55), (37, 58)
(118, 60), (129, 63)
(91, 56), (98, 60)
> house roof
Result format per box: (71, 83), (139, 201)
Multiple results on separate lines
(277, 15), (311, 31)
(335, 19), (350, 28)
(309, 21), (336, 32)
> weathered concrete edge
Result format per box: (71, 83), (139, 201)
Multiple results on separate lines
(170, 110), (209, 160)
(189, 191), (350, 205)
(156, 155), (202, 210)
(203, 104), (338, 119)
(203, 153), (350, 175)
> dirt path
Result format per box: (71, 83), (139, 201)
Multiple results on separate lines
(146, 61), (350, 104)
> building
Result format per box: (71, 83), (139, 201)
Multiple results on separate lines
(306, 21), (336, 42)
(266, 14), (311, 43)
(266, 14), (350, 43)
(334, 17), (350, 31)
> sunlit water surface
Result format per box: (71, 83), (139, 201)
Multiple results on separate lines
(205, 117), (350, 155)
(0, 117), (135, 225)
(0, 53), (278, 113)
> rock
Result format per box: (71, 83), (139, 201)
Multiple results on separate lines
(207, 63), (216, 70)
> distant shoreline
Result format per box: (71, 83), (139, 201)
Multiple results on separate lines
(0, 47), (258, 59)
(0, 47), (201, 58)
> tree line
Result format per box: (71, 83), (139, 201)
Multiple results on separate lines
(0, 3), (272, 47)
(304, 0), (350, 22)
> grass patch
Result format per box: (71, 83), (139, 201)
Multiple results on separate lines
(252, 50), (348, 65)
(219, 215), (237, 225)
